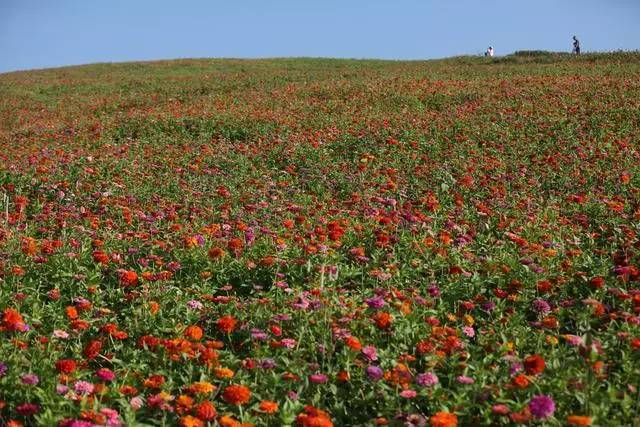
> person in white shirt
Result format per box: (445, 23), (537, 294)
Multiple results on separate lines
(486, 46), (494, 57)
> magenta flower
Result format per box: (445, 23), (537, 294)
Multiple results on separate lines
(366, 365), (384, 381)
(532, 298), (551, 315)
(365, 295), (386, 309)
(309, 373), (328, 384)
(529, 395), (555, 419)
(20, 373), (39, 385)
(16, 402), (39, 416)
(95, 368), (116, 382)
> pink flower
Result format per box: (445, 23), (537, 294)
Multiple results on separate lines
(73, 381), (95, 395)
(53, 329), (70, 339)
(564, 335), (583, 346)
(400, 389), (417, 398)
(281, 338), (297, 348)
(416, 372), (439, 387)
(456, 375), (474, 384)
(492, 404), (510, 415)
(462, 326), (475, 337)
(361, 345), (378, 361)
(130, 396), (144, 410)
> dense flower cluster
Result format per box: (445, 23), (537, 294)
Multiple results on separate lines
(1, 54), (640, 425)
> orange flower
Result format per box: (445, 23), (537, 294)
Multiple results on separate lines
(149, 301), (160, 314)
(195, 401), (217, 421)
(11, 265), (25, 276)
(430, 411), (458, 427)
(214, 367), (234, 379)
(296, 406), (333, 427)
(208, 247), (226, 259)
(259, 256), (276, 266)
(219, 416), (243, 427)
(222, 385), (251, 405)
(143, 375), (165, 389)
(2, 308), (25, 331)
(184, 325), (203, 341)
(119, 270), (139, 286)
(65, 306), (78, 320)
(216, 316), (238, 334)
(344, 336), (362, 351)
(372, 311), (393, 330)
(259, 400), (279, 414)
(512, 374), (530, 389)
(92, 250), (110, 265)
(180, 415), (204, 427)
(21, 237), (38, 256)
(336, 370), (350, 382)
(228, 238), (244, 252)
(176, 395), (194, 414)
(189, 381), (216, 394)
(567, 415), (592, 426)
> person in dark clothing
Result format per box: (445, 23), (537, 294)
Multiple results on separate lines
(572, 36), (581, 55)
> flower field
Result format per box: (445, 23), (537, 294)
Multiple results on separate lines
(1, 53), (640, 426)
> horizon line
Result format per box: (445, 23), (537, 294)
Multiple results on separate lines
(2, 49), (639, 75)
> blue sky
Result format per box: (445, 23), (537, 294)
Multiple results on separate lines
(1, 0), (639, 72)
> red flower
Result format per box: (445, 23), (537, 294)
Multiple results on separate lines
(55, 359), (76, 374)
(589, 277), (605, 289)
(512, 374), (530, 389)
(83, 340), (103, 360)
(92, 250), (109, 265)
(524, 354), (545, 375)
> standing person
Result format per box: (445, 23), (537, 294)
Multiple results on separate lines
(487, 46), (494, 57)
(572, 36), (580, 55)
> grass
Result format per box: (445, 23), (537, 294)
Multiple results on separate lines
(1, 52), (640, 426)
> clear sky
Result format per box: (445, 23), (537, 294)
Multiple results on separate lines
(1, 0), (639, 72)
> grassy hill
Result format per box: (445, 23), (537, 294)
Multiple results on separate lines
(1, 53), (640, 426)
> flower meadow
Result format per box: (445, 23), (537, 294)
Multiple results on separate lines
(1, 53), (640, 426)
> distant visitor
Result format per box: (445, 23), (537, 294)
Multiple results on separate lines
(485, 46), (494, 57)
(572, 36), (580, 55)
